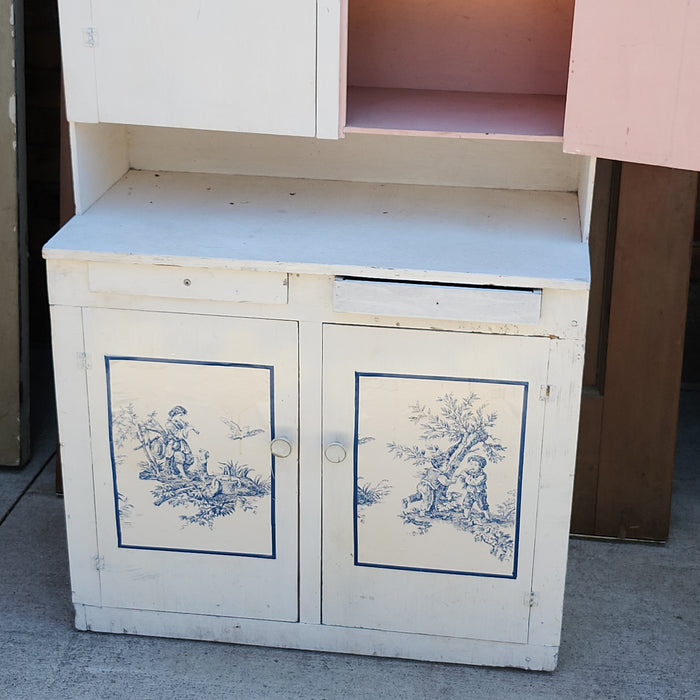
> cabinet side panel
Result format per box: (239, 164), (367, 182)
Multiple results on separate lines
(564, 0), (700, 170)
(70, 122), (128, 214)
(49, 303), (102, 608)
(528, 339), (585, 647)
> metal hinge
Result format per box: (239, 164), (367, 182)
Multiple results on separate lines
(539, 385), (555, 402)
(526, 591), (538, 608)
(82, 27), (98, 48)
(77, 352), (91, 370)
(94, 555), (105, 571)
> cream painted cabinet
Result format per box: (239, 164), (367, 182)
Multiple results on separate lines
(44, 172), (589, 669)
(48, 0), (699, 674)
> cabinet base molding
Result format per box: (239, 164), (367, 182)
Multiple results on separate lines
(75, 604), (560, 671)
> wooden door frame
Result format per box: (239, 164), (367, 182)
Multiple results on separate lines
(572, 162), (698, 540)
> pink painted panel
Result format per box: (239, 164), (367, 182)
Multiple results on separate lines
(348, 0), (574, 96)
(345, 87), (565, 141)
(564, 0), (700, 171)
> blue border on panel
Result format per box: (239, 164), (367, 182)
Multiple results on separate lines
(105, 355), (277, 560)
(353, 372), (529, 580)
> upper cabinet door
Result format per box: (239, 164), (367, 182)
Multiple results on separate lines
(564, 0), (700, 170)
(60, 0), (318, 137)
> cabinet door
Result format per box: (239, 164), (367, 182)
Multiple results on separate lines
(564, 0), (700, 170)
(68, 0), (317, 136)
(322, 325), (549, 643)
(82, 308), (298, 622)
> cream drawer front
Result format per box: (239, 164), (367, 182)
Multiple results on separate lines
(334, 278), (541, 324)
(88, 264), (289, 304)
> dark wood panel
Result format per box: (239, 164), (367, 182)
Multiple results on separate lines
(594, 163), (697, 540)
(571, 160), (618, 533)
(581, 160), (619, 390)
(570, 390), (604, 534)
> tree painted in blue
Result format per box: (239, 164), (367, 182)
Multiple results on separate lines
(112, 403), (270, 529)
(117, 492), (134, 524)
(387, 393), (516, 562)
(356, 477), (392, 523)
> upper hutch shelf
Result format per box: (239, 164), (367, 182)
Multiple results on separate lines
(58, 0), (700, 167)
(345, 88), (565, 141)
(343, 0), (574, 141)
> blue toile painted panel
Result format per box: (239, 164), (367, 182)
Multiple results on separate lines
(106, 356), (276, 558)
(354, 373), (528, 579)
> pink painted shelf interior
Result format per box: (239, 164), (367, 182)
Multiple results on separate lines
(345, 0), (574, 140)
(345, 87), (566, 141)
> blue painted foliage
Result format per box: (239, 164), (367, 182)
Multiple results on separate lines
(112, 403), (270, 529)
(385, 393), (516, 561)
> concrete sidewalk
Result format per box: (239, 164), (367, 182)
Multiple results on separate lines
(1, 386), (698, 699)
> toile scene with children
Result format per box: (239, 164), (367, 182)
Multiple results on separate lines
(358, 392), (519, 563)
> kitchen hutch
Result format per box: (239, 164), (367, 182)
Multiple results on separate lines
(45, 0), (699, 671)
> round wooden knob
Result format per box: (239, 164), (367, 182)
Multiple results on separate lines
(270, 438), (292, 458)
(324, 442), (347, 463)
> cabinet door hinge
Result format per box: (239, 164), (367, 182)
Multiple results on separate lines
(94, 555), (105, 571)
(526, 591), (538, 608)
(82, 27), (98, 48)
(77, 352), (91, 370)
(539, 385), (556, 402)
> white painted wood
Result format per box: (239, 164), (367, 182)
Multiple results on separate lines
(90, 0), (317, 137)
(47, 260), (586, 668)
(49, 305), (102, 607)
(577, 157), (597, 243)
(81, 308), (299, 622)
(46, 260), (589, 343)
(322, 324), (550, 643)
(528, 338), (585, 647)
(334, 278), (542, 324)
(87, 263), (288, 305)
(76, 604), (559, 670)
(57, 0), (98, 122)
(44, 170), (589, 291)
(297, 319), (324, 625)
(70, 122), (128, 214)
(126, 128), (581, 193)
(316, 0), (346, 139)
(52, 0), (590, 671)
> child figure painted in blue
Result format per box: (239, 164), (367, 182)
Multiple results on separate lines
(452, 455), (490, 521)
(402, 449), (452, 516)
(163, 405), (199, 478)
